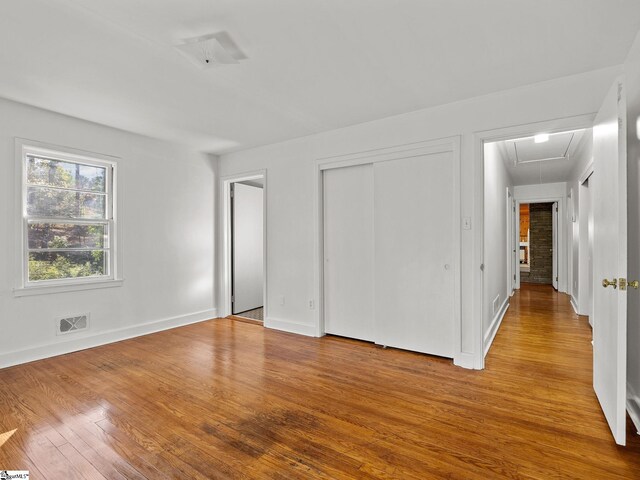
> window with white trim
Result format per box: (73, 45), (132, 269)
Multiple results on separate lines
(20, 144), (117, 288)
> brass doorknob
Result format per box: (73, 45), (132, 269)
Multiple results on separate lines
(602, 278), (618, 289)
(629, 280), (640, 289)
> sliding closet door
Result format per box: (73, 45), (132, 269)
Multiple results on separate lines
(323, 164), (374, 341)
(374, 152), (455, 358)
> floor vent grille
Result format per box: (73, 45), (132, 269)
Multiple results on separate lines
(57, 314), (89, 335)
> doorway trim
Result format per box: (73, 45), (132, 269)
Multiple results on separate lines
(219, 170), (267, 319)
(313, 137), (462, 363)
(474, 113), (595, 369)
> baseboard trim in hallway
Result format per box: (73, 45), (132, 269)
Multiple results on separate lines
(484, 297), (509, 356)
(628, 382), (640, 435)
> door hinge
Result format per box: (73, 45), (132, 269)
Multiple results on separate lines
(514, 274), (516, 281)
(556, 276), (558, 282)
(231, 295), (235, 303)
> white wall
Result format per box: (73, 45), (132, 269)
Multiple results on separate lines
(513, 182), (568, 293)
(624, 30), (640, 431)
(566, 129), (594, 315)
(483, 142), (512, 354)
(0, 98), (216, 368)
(217, 66), (620, 368)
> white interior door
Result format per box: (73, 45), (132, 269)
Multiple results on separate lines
(592, 78), (627, 446)
(323, 164), (374, 341)
(373, 151), (455, 358)
(232, 183), (264, 314)
(552, 202), (558, 290)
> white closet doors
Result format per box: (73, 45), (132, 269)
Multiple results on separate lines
(373, 152), (455, 358)
(322, 150), (455, 358)
(323, 164), (375, 341)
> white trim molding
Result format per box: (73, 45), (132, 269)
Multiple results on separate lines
(484, 298), (509, 356)
(0, 309), (218, 369)
(264, 317), (318, 337)
(14, 137), (124, 296)
(628, 382), (640, 435)
(570, 296), (579, 314)
(218, 169), (267, 319)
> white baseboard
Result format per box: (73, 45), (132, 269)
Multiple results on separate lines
(484, 298), (509, 357)
(628, 381), (640, 435)
(570, 295), (578, 314)
(453, 352), (478, 370)
(0, 308), (218, 369)
(264, 317), (318, 337)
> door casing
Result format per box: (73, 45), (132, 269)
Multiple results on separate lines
(220, 170), (267, 319)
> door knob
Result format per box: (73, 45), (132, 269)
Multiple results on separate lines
(602, 278), (617, 289)
(617, 278), (639, 290)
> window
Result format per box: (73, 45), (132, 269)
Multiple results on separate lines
(17, 141), (119, 292)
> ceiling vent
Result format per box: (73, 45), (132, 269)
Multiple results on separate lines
(175, 31), (247, 69)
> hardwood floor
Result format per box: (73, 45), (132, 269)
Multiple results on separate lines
(1, 284), (639, 479)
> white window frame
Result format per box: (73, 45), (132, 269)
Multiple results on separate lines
(14, 139), (123, 296)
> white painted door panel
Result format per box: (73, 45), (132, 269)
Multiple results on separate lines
(323, 164), (375, 341)
(232, 183), (264, 314)
(373, 152), (455, 358)
(592, 78), (627, 445)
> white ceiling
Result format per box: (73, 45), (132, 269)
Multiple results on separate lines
(494, 129), (589, 185)
(1, 1), (639, 154)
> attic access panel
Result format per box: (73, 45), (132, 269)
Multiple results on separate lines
(506, 130), (585, 165)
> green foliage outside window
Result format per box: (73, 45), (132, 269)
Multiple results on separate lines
(26, 155), (109, 282)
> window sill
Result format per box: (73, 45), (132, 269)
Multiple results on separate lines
(13, 279), (124, 297)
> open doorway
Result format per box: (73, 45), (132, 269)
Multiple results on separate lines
(518, 202), (558, 289)
(231, 179), (264, 321)
(221, 171), (267, 324)
(481, 121), (593, 358)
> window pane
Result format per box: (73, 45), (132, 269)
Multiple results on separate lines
(28, 251), (107, 281)
(28, 223), (106, 249)
(27, 156), (106, 192)
(27, 186), (106, 219)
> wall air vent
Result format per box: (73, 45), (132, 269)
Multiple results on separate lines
(56, 314), (89, 335)
(175, 31), (247, 69)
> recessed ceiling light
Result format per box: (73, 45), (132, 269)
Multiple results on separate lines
(534, 134), (550, 143)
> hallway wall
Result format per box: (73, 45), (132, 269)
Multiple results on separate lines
(566, 129), (594, 315)
(483, 142), (513, 354)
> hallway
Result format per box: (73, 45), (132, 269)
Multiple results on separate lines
(1, 286), (639, 478)
(486, 284), (640, 466)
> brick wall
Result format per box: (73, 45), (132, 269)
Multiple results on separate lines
(525, 202), (554, 284)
